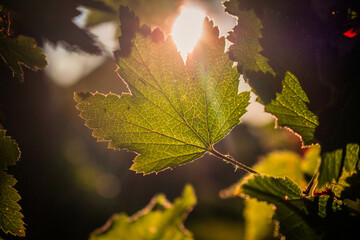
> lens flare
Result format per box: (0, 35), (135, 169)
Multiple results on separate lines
(172, 6), (205, 61)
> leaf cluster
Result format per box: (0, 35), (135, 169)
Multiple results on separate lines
(225, 0), (360, 152)
(71, 1), (360, 239)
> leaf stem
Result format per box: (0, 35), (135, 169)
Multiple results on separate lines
(209, 148), (259, 174)
(303, 170), (319, 196)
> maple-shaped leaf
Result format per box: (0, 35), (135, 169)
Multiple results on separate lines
(75, 18), (250, 174)
(0, 130), (25, 237)
(0, 35), (47, 80)
(265, 72), (319, 145)
(89, 185), (196, 240)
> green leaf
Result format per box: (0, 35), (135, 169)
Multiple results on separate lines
(0, 35), (47, 80)
(0, 130), (25, 237)
(224, 1), (280, 104)
(89, 185), (196, 240)
(244, 152), (305, 239)
(240, 175), (319, 240)
(0, 131), (20, 170)
(318, 143), (360, 188)
(225, 6), (273, 75)
(265, 72), (319, 145)
(222, 151), (315, 240)
(301, 145), (321, 178)
(344, 144), (359, 173)
(318, 148), (343, 188)
(315, 195), (343, 218)
(75, 19), (250, 174)
(224, 2), (319, 146)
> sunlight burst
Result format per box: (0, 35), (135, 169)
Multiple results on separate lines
(172, 6), (205, 61)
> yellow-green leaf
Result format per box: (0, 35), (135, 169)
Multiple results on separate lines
(227, 151), (308, 240)
(265, 72), (319, 145)
(75, 19), (250, 174)
(89, 185), (196, 240)
(0, 130), (25, 237)
(240, 175), (320, 240)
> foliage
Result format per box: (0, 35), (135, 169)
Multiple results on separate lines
(222, 149), (316, 239)
(0, 0), (111, 55)
(319, 143), (360, 188)
(265, 72), (319, 145)
(75, 18), (250, 174)
(0, 0), (359, 239)
(224, 0), (360, 152)
(0, 130), (25, 237)
(0, 35), (47, 80)
(0, 6), (47, 81)
(85, 0), (183, 34)
(89, 185), (196, 240)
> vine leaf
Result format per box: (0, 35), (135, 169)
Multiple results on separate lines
(239, 175), (320, 240)
(318, 143), (360, 188)
(265, 72), (319, 145)
(75, 19), (250, 174)
(0, 35), (47, 80)
(225, 5), (273, 75)
(224, 0), (279, 104)
(89, 185), (196, 240)
(222, 150), (314, 240)
(223, 149), (350, 240)
(0, 130), (25, 237)
(224, 1), (318, 146)
(225, 0), (360, 152)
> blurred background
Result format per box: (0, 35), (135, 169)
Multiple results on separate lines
(0, 0), (302, 239)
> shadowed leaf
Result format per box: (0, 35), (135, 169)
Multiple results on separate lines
(0, 35), (47, 80)
(318, 143), (360, 188)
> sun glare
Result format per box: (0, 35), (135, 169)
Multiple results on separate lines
(172, 6), (205, 61)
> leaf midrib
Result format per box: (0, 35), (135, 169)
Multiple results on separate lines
(133, 42), (210, 149)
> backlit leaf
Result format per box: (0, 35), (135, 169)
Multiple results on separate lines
(239, 175), (320, 240)
(265, 72), (319, 145)
(75, 19), (250, 174)
(0, 130), (25, 237)
(243, 151), (306, 240)
(89, 185), (196, 240)
(223, 151), (311, 240)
